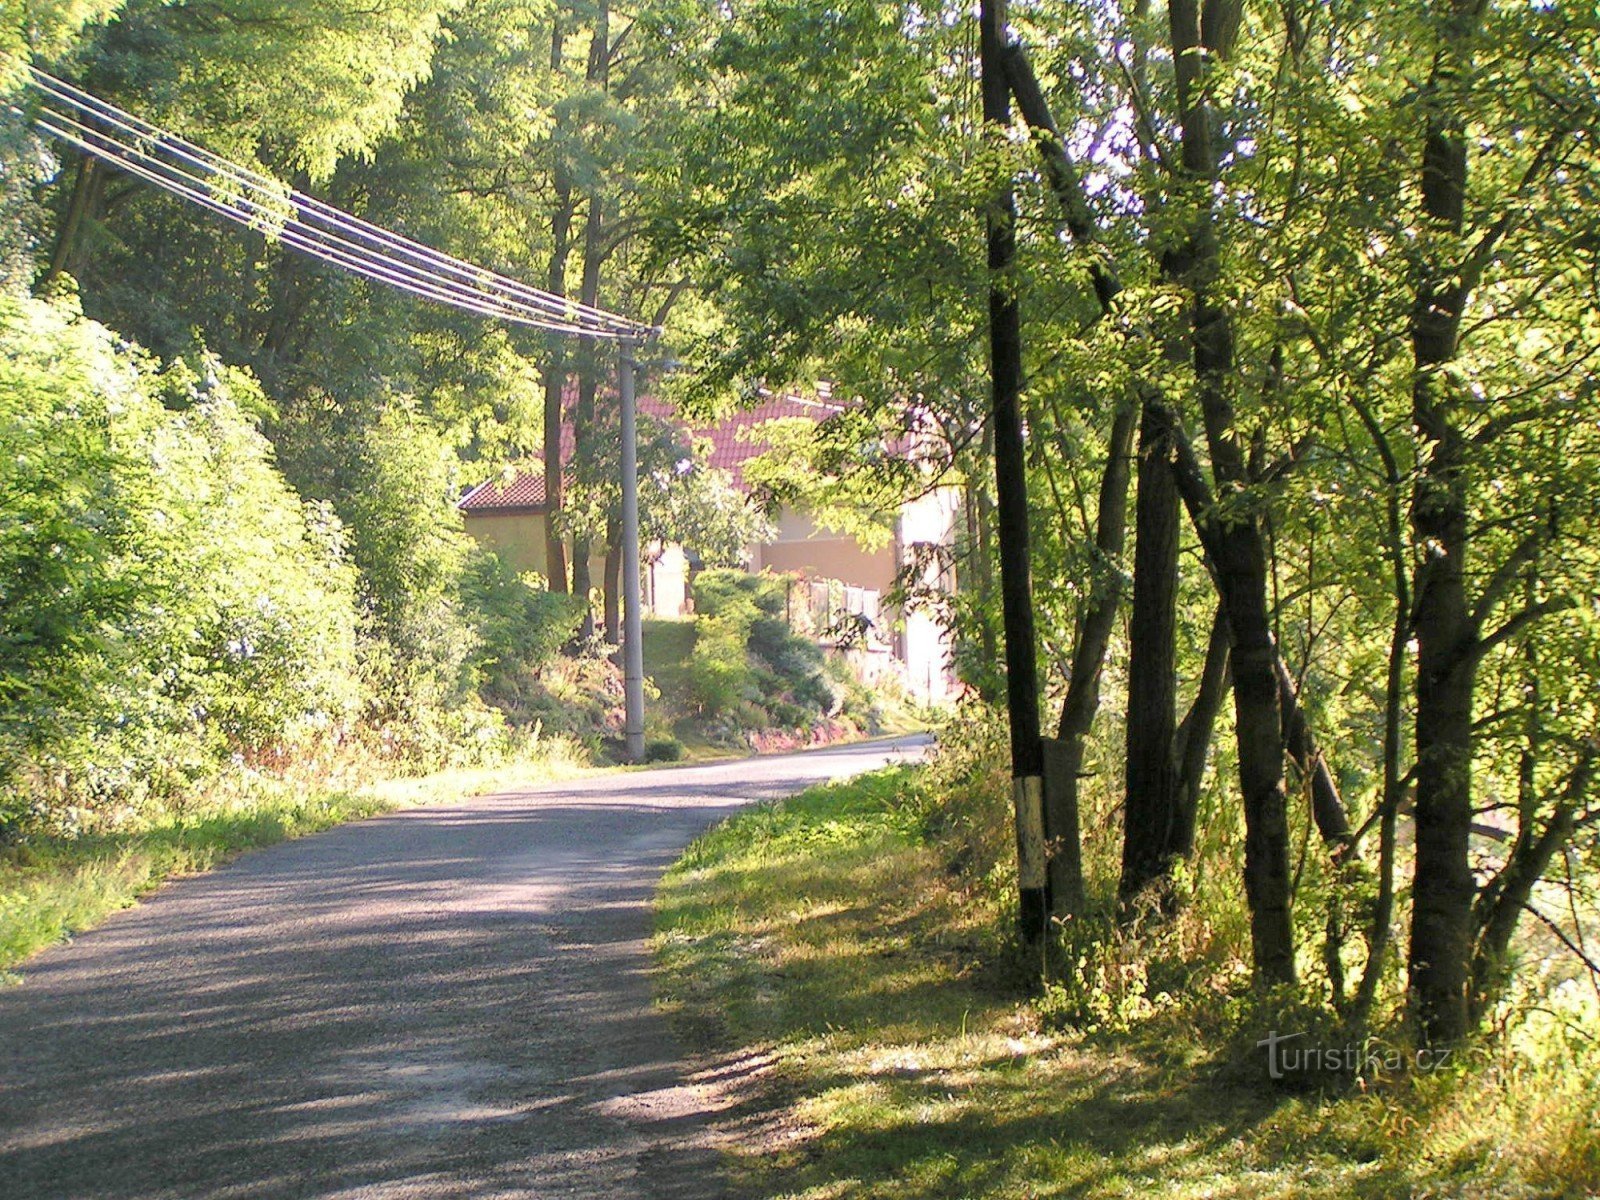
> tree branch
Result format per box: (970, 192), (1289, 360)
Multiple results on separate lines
(1000, 41), (1121, 312)
(1470, 597), (1575, 667)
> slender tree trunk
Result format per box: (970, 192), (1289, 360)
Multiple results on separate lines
(1277, 658), (1353, 854)
(980, 0), (1049, 941)
(1173, 603), (1232, 850)
(569, 0), (611, 641)
(1470, 755), (1591, 1022)
(1350, 428), (1410, 1022)
(1121, 401), (1183, 905)
(1164, 0), (1296, 986)
(542, 20), (576, 593)
(1407, 0), (1482, 1047)
(1214, 517), (1297, 983)
(570, 193), (603, 639)
(1050, 401), (1136, 913)
(40, 157), (98, 291)
(1001, 34), (1141, 916)
(603, 518), (622, 645)
(974, 425), (1001, 700)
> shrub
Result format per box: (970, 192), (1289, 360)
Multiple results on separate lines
(644, 736), (685, 763)
(512, 648), (627, 747)
(687, 570), (837, 734)
(340, 406), (481, 720)
(463, 550), (585, 713)
(0, 296), (365, 837)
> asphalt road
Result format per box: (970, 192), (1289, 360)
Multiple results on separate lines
(0, 735), (929, 1200)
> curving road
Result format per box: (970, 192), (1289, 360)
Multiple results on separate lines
(0, 735), (929, 1200)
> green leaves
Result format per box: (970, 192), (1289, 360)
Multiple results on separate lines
(75, 0), (462, 181)
(0, 296), (362, 835)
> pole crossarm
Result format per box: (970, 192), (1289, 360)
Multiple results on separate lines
(15, 65), (654, 341)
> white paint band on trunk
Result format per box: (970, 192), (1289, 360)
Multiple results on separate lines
(1013, 774), (1047, 890)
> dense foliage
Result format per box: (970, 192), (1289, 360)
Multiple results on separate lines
(5, 0), (1598, 1071)
(0, 295), (361, 835)
(686, 569), (838, 737)
(654, 0), (1600, 1051)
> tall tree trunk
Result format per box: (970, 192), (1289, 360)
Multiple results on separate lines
(1050, 401), (1136, 914)
(970, 421), (1002, 703)
(1014, 22), (1235, 923)
(1121, 402), (1183, 905)
(1351, 541), (1409, 1026)
(980, 0), (1049, 941)
(40, 157), (98, 291)
(570, 193), (602, 641)
(1001, 35), (1138, 916)
(542, 19), (576, 593)
(1166, 0), (1296, 986)
(569, 0), (611, 640)
(1407, 0), (1482, 1047)
(1209, 500), (1296, 984)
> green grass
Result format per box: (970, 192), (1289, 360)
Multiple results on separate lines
(641, 615), (934, 760)
(0, 746), (595, 979)
(654, 764), (1600, 1200)
(642, 617), (737, 761)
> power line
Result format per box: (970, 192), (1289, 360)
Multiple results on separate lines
(25, 66), (644, 336)
(33, 104), (601, 335)
(25, 69), (642, 337)
(19, 65), (653, 341)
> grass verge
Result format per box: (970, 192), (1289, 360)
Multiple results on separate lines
(1, 745), (595, 979)
(653, 763), (1600, 1199)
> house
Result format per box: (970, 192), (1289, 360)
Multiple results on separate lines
(458, 393), (961, 703)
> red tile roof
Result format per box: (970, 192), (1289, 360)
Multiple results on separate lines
(639, 393), (842, 491)
(459, 469), (549, 513)
(459, 392), (842, 513)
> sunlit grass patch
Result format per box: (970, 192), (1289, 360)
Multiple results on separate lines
(653, 762), (1600, 1200)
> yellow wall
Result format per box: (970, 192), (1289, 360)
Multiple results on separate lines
(463, 511), (550, 579)
(462, 510), (632, 602)
(751, 509), (898, 592)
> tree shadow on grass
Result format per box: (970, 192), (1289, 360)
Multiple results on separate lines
(739, 1042), (1409, 1200)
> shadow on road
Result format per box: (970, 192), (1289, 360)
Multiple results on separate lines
(0, 737), (930, 1199)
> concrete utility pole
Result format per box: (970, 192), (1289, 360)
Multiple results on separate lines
(619, 337), (646, 763)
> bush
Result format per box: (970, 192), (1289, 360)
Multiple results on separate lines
(340, 406), (482, 720)
(686, 616), (756, 716)
(0, 296), (364, 837)
(687, 570), (838, 737)
(512, 647), (627, 747)
(463, 550), (585, 712)
(644, 737), (685, 763)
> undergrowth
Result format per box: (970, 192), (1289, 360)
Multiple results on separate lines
(653, 724), (1600, 1199)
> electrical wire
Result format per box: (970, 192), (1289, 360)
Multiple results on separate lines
(20, 65), (653, 341)
(27, 66), (644, 336)
(27, 65), (646, 335)
(33, 106), (606, 336)
(28, 83), (638, 337)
